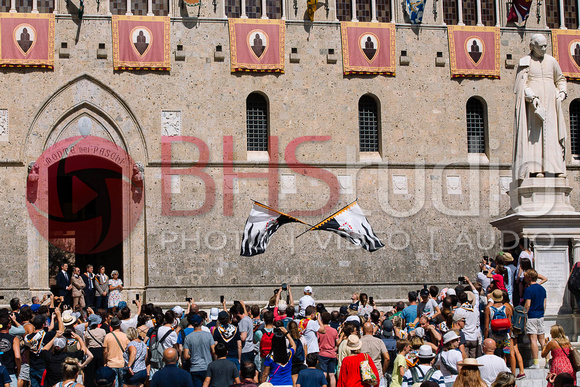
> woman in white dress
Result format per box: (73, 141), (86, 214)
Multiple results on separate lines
(108, 270), (123, 309)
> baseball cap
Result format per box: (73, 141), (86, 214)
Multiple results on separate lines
(54, 337), (67, 349)
(420, 289), (429, 298)
(172, 306), (184, 316)
(30, 304), (40, 313)
(209, 307), (219, 321)
(117, 301), (128, 310)
(189, 314), (203, 325)
(95, 367), (116, 386)
(218, 311), (229, 320)
(304, 286), (313, 294)
(447, 289), (456, 296)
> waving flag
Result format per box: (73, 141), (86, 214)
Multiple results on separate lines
(406, 0), (426, 24)
(299, 201), (384, 252)
(507, 0), (532, 26)
(241, 202), (307, 256)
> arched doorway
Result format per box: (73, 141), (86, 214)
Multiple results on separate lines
(24, 75), (148, 299)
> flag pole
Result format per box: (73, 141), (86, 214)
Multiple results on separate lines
(295, 199), (359, 239)
(251, 200), (314, 227)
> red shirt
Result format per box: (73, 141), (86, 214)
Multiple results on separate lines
(317, 326), (338, 358)
(492, 274), (506, 291)
(337, 353), (379, 387)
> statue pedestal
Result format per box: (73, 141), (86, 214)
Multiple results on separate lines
(492, 182), (580, 339)
(509, 177), (575, 214)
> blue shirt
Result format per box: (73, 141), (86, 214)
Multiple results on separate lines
(524, 283), (547, 319)
(297, 368), (327, 387)
(264, 348), (294, 386)
(401, 305), (418, 330)
(150, 364), (193, 387)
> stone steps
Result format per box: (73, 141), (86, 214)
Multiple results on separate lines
(516, 369), (549, 387)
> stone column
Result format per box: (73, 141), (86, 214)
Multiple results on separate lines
(457, 0), (464, 25)
(126, 0), (132, 15)
(147, 0), (153, 16)
(371, 0), (377, 21)
(351, 0), (357, 21)
(559, 0), (566, 28)
(9, 0), (16, 13)
(241, 0), (247, 17)
(534, 237), (572, 315)
(475, 0), (482, 25)
(261, 0), (267, 18)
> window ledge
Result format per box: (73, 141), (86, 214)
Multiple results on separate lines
(467, 153), (489, 164)
(359, 152), (382, 163)
(247, 151), (270, 162)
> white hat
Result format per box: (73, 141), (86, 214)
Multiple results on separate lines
(443, 331), (460, 344)
(304, 286), (313, 294)
(447, 289), (456, 296)
(62, 311), (76, 327)
(209, 307), (219, 321)
(417, 344), (436, 359)
(54, 337), (67, 349)
(172, 306), (184, 316)
(346, 335), (362, 351)
(414, 327), (425, 339)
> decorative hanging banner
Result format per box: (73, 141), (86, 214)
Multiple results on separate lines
(112, 15), (170, 71)
(228, 18), (285, 73)
(447, 26), (500, 79)
(0, 13), (54, 69)
(552, 30), (580, 80)
(507, 0), (532, 26)
(405, 0), (425, 24)
(340, 22), (396, 75)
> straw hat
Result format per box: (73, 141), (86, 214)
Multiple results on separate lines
(491, 289), (503, 303)
(346, 335), (362, 351)
(458, 358), (484, 367)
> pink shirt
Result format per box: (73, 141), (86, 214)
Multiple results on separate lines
(273, 307), (286, 321)
(317, 325), (338, 358)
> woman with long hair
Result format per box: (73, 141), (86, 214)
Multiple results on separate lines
(123, 327), (148, 387)
(261, 326), (296, 386)
(491, 372), (516, 387)
(287, 321), (306, 386)
(54, 358), (84, 387)
(453, 359), (486, 387)
(542, 325), (575, 387)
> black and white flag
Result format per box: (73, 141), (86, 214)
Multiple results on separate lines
(240, 202), (306, 256)
(302, 201), (384, 252)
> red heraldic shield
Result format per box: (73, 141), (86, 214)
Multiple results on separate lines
(340, 22), (395, 75)
(229, 18), (285, 73)
(112, 15), (170, 71)
(448, 25), (500, 79)
(552, 30), (580, 80)
(0, 13), (54, 69)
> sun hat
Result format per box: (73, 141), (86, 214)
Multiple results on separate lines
(88, 314), (102, 326)
(443, 331), (460, 344)
(346, 335), (362, 351)
(501, 252), (514, 263)
(62, 311), (77, 326)
(209, 307), (219, 321)
(110, 317), (121, 327)
(491, 289), (503, 303)
(458, 358), (484, 367)
(417, 344), (436, 359)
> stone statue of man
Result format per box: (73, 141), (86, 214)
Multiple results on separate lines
(513, 34), (567, 180)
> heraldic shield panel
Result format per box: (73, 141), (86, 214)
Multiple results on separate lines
(448, 26), (500, 79)
(340, 22), (396, 75)
(0, 13), (54, 69)
(552, 29), (580, 80)
(228, 19), (285, 73)
(112, 15), (170, 71)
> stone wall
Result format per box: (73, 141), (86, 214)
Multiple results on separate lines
(1, 0), (579, 305)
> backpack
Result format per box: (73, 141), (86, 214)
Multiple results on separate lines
(410, 365), (438, 387)
(490, 305), (510, 332)
(149, 328), (173, 369)
(511, 305), (528, 334)
(569, 263), (580, 296)
(259, 329), (274, 358)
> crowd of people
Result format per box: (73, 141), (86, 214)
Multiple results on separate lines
(0, 246), (577, 387)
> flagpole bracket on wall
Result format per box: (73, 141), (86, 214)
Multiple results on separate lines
(294, 0), (298, 16)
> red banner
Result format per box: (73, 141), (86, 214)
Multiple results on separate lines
(340, 22), (395, 75)
(228, 19), (285, 73)
(112, 15), (170, 71)
(552, 30), (580, 80)
(448, 26), (500, 79)
(0, 13), (54, 69)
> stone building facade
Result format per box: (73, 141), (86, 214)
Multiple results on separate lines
(1, 0), (579, 307)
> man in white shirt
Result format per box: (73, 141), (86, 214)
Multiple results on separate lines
(301, 305), (325, 354)
(477, 339), (510, 386)
(298, 286), (315, 318)
(453, 276), (480, 358)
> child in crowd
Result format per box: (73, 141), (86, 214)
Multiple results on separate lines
(391, 339), (411, 387)
(296, 354), (328, 387)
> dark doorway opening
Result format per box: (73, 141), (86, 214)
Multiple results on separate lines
(47, 154), (124, 288)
